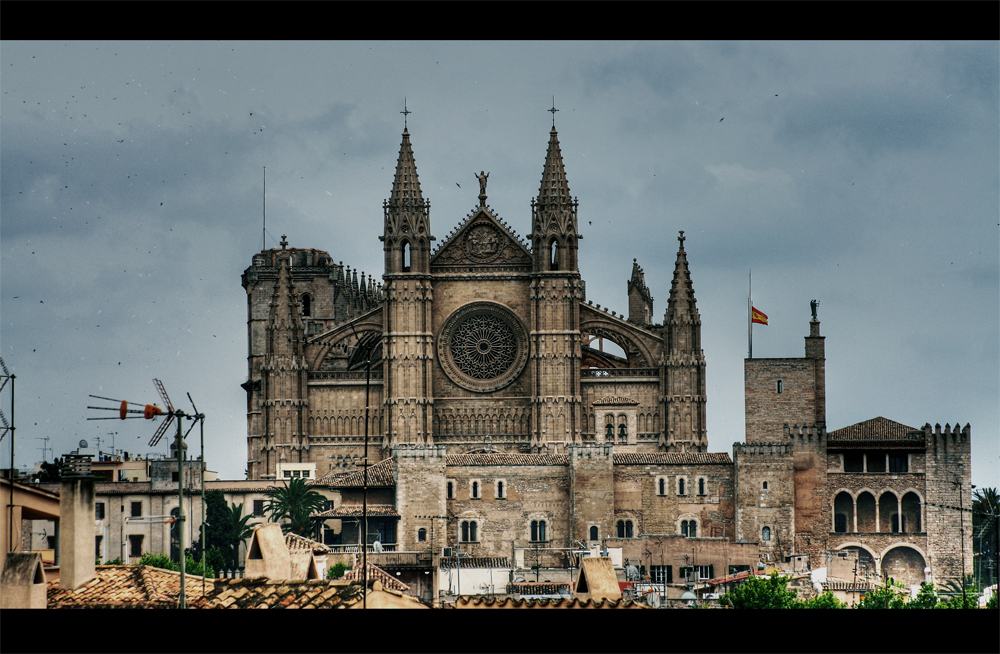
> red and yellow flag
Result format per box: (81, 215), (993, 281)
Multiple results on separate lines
(751, 307), (768, 325)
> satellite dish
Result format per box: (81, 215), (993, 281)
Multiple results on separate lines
(79, 439), (88, 449)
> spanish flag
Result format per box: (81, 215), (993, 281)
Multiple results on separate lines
(751, 307), (768, 325)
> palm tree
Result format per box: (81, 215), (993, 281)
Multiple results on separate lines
(224, 502), (259, 570)
(973, 487), (999, 587)
(264, 477), (328, 538)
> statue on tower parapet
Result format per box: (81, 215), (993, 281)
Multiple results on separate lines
(476, 170), (489, 206)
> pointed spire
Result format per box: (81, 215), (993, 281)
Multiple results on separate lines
(627, 258), (654, 325)
(267, 252), (305, 358)
(537, 125), (572, 204)
(665, 231), (700, 325)
(390, 128), (424, 204)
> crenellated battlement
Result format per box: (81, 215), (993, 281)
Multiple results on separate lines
(733, 442), (794, 457)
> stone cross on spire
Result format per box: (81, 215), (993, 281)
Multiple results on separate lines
(401, 98), (411, 130)
(678, 230), (686, 248)
(280, 234), (288, 249)
(549, 97), (559, 128)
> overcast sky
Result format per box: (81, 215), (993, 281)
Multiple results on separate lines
(1, 41), (996, 490)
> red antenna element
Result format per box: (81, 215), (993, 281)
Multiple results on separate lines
(87, 379), (177, 446)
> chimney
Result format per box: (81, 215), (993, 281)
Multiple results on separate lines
(59, 454), (96, 590)
(0, 552), (48, 609)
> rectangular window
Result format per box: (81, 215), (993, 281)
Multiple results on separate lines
(844, 452), (864, 473)
(650, 565), (672, 584)
(253, 500), (265, 517)
(95, 535), (103, 559)
(95, 502), (105, 520)
(867, 453), (886, 473)
(888, 453), (908, 473)
(128, 534), (143, 558)
(679, 565), (714, 581)
(130, 502), (142, 518)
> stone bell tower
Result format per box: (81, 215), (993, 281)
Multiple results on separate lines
(381, 126), (435, 446)
(528, 119), (584, 451)
(661, 232), (708, 452)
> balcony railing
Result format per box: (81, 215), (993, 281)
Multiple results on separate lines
(325, 543), (398, 553)
(582, 368), (658, 379)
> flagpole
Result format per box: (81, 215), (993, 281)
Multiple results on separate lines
(748, 270), (752, 359)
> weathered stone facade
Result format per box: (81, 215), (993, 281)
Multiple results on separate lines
(241, 123), (972, 590)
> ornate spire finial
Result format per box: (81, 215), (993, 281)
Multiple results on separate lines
(280, 234), (288, 249)
(549, 97), (559, 128)
(678, 230), (685, 248)
(401, 98), (411, 130)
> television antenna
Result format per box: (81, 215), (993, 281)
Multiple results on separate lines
(87, 378), (205, 608)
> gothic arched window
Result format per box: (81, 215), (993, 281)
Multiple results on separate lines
(301, 293), (311, 317)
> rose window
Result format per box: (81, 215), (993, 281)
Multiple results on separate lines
(438, 302), (528, 393)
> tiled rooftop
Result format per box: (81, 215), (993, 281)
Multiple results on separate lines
(313, 504), (399, 518)
(613, 452), (732, 465)
(47, 565), (214, 608)
(827, 416), (919, 441)
(191, 577), (365, 609)
(450, 595), (648, 609)
(341, 561), (410, 592)
(440, 556), (509, 569)
(313, 458), (396, 487)
(446, 453), (569, 466)
(285, 532), (332, 553)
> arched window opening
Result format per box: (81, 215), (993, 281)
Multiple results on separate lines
(698, 478), (706, 496)
(616, 520), (634, 539)
(417, 528), (427, 542)
(658, 478), (666, 496)
(777, 380), (783, 394)
(471, 481), (480, 499)
(618, 423), (627, 441)
(447, 481), (454, 499)
(589, 525), (599, 541)
(402, 242), (412, 272)
(496, 480), (504, 499)
(460, 520), (478, 543)
(834, 492), (854, 533)
(901, 492), (922, 533)
(857, 492), (877, 532)
(301, 293), (311, 317)
(531, 520), (547, 542)
(762, 526), (771, 541)
(549, 240), (559, 270)
(678, 478), (686, 496)
(605, 423), (614, 440)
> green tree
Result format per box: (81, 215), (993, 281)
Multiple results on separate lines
(906, 583), (941, 609)
(973, 487), (999, 588)
(798, 591), (845, 609)
(857, 583), (906, 609)
(33, 458), (68, 483)
(327, 561), (349, 579)
(264, 477), (328, 537)
(721, 572), (800, 609)
(939, 574), (981, 609)
(221, 502), (259, 570)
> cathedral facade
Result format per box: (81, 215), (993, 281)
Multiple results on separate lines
(240, 124), (972, 590)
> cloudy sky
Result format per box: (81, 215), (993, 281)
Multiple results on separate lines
(1, 41), (996, 490)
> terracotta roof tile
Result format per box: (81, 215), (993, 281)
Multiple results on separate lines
(828, 416), (920, 441)
(342, 561), (409, 592)
(446, 453), (569, 466)
(314, 504), (399, 518)
(613, 452), (732, 465)
(313, 458), (396, 487)
(192, 578), (366, 609)
(451, 595), (648, 609)
(284, 532), (332, 553)
(47, 565), (214, 608)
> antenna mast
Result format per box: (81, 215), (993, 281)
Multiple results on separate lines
(262, 167), (266, 251)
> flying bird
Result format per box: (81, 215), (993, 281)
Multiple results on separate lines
(719, 117), (724, 122)
(456, 183), (461, 188)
